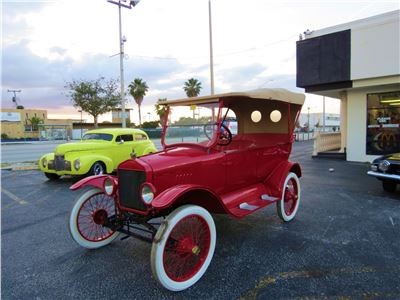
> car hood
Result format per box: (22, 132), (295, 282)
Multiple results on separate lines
(376, 153), (400, 162)
(138, 146), (209, 172)
(54, 141), (111, 154)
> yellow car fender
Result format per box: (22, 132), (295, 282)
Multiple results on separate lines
(142, 145), (157, 155)
(76, 154), (114, 174)
(39, 152), (55, 172)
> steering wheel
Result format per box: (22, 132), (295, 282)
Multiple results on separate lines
(218, 123), (232, 145)
(203, 123), (232, 145)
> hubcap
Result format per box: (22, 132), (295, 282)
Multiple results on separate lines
(93, 209), (108, 225)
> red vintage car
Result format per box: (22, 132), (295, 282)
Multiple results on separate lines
(68, 88), (305, 291)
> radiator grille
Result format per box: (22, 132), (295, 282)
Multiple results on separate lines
(118, 169), (147, 211)
(54, 155), (65, 171)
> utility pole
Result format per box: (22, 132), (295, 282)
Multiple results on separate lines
(7, 89), (22, 108)
(107, 0), (140, 128)
(208, 0), (215, 95)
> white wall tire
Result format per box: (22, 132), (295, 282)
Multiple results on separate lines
(277, 172), (301, 222)
(68, 188), (120, 249)
(151, 205), (216, 291)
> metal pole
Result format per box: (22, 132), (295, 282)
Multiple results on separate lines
(118, 2), (126, 128)
(208, 0), (214, 95)
(79, 110), (83, 139)
(322, 96), (326, 132)
(307, 107), (310, 140)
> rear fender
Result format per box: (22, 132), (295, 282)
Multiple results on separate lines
(264, 161), (302, 198)
(70, 175), (117, 192)
(152, 184), (228, 214)
(141, 145), (158, 155)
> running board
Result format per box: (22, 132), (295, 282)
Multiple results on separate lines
(261, 194), (279, 202)
(239, 202), (259, 211)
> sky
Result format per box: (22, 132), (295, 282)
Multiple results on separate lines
(1, 0), (399, 124)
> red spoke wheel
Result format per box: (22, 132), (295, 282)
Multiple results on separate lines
(151, 205), (216, 291)
(277, 172), (301, 222)
(68, 188), (120, 249)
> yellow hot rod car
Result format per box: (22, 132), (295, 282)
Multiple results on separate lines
(39, 128), (157, 180)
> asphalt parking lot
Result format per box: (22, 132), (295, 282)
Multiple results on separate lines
(1, 141), (399, 299)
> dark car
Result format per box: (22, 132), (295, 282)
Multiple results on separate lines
(368, 153), (400, 192)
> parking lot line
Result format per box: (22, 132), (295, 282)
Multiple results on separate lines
(1, 187), (28, 205)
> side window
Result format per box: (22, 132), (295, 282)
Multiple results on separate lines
(134, 133), (147, 141)
(116, 134), (133, 142)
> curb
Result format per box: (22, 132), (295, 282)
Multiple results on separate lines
(12, 165), (39, 171)
(1, 163), (39, 171)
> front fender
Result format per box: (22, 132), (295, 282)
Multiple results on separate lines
(70, 174), (116, 191)
(77, 155), (114, 174)
(39, 152), (54, 172)
(152, 185), (197, 209)
(152, 184), (228, 214)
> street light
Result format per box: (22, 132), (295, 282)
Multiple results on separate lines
(107, 0), (140, 128)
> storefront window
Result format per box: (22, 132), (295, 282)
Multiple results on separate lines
(367, 91), (400, 155)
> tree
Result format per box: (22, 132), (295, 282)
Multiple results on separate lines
(28, 116), (43, 131)
(183, 78), (202, 97)
(155, 98), (167, 126)
(128, 78), (149, 126)
(66, 77), (120, 128)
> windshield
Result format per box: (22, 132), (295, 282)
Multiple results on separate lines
(163, 103), (237, 147)
(82, 133), (113, 141)
(164, 103), (219, 147)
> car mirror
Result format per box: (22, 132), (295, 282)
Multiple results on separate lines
(118, 139), (125, 144)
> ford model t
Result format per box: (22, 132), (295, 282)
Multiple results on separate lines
(68, 88), (305, 291)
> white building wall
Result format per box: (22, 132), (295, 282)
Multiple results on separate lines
(351, 11), (400, 80)
(347, 84), (399, 162)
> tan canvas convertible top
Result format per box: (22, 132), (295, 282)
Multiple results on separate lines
(162, 88), (305, 106)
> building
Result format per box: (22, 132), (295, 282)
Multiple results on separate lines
(1, 108), (75, 140)
(296, 10), (400, 162)
(298, 113), (340, 132)
(111, 108), (133, 124)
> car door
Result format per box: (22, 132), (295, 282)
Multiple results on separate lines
(113, 134), (135, 166)
(132, 132), (152, 155)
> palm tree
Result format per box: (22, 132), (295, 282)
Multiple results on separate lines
(183, 78), (202, 97)
(155, 98), (167, 126)
(128, 78), (149, 126)
(28, 116), (43, 131)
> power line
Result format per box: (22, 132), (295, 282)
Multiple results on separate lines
(126, 34), (298, 61)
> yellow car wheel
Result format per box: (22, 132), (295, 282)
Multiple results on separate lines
(89, 161), (106, 176)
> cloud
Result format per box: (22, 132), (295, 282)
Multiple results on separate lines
(1, 40), (197, 109)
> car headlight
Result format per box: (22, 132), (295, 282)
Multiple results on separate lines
(73, 159), (81, 171)
(370, 164), (378, 172)
(378, 160), (390, 172)
(42, 158), (47, 168)
(104, 178), (115, 196)
(141, 184), (155, 205)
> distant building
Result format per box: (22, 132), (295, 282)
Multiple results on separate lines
(111, 108), (133, 124)
(298, 113), (340, 132)
(1, 108), (74, 140)
(297, 10), (400, 161)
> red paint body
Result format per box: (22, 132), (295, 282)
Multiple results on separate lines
(71, 92), (303, 219)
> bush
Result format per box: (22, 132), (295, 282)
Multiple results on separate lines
(141, 121), (160, 129)
(1, 133), (9, 140)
